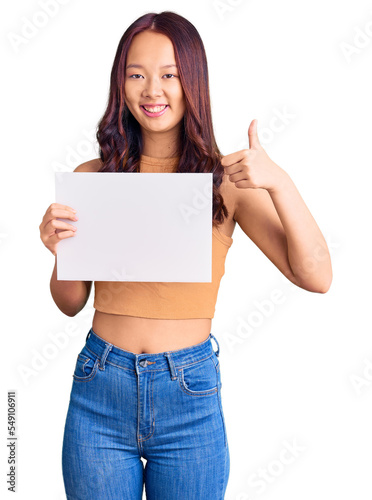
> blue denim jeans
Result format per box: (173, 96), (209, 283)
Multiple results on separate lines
(62, 327), (230, 499)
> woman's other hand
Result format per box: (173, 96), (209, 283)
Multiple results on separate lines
(39, 203), (78, 257)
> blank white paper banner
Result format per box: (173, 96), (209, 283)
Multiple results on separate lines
(55, 172), (213, 282)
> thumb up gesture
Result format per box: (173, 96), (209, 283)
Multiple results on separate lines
(221, 119), (287, 194)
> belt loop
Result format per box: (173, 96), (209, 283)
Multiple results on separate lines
(164, 352), (177, 380)
(99, 343), (113, 371)
(210, 333), (220, 357)
(86, 329), (91, 341)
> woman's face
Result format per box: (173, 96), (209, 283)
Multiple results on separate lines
(124, 31), (186, 137)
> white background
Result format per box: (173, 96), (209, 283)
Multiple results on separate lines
(1, 0), (371, 498)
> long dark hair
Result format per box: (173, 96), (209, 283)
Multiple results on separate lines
(96, 11), (229, 226)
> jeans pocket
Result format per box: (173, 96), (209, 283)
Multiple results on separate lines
(72, 346), (99, 382)
(178, 355), (218, 396)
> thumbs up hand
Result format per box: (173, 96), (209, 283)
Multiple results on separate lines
(221, 119), (287, 193)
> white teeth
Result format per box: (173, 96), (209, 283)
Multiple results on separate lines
(143, 105), (167, 113)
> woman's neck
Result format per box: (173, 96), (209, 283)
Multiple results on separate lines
(141, 128), (181, 158)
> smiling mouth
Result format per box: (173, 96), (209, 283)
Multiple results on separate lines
(141, 105), (168, 113)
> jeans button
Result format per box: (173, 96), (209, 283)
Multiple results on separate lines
(139, 359), (148, 367)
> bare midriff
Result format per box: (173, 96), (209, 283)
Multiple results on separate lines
(92, 313), (212, 354)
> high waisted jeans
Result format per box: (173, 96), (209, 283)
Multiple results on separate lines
(62, 327), (230, 499)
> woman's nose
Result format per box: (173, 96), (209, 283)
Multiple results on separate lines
(143, 78), (163, 97)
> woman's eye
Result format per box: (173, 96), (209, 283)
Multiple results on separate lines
(128, 73), (177, 79)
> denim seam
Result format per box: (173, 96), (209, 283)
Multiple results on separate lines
(77, 354), (92, 375)
(104, 359), (136, 373)
(72, 358), (99, 382)
(78, 354), (90, 362)
(221, 442), (228, 499)
(82, 358), (90, 374)
(99, 343), (113, 371)
(178, 378), (218, 397)
(138, 371), (155, 442)
(176, 353), (214, 370)
(210, 352), (221, 373)
(85, 345), (101, 360)
(178, 358), (219, 396)
(85, 350), (214, 374)
(217, 379), (227, 449)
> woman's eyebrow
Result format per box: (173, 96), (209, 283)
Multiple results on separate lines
(126, 63), (177, 70)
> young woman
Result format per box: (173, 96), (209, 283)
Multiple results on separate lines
(39, 11), (332, 500)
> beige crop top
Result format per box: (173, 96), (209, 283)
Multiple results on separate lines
(93, 154), (233, 319)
